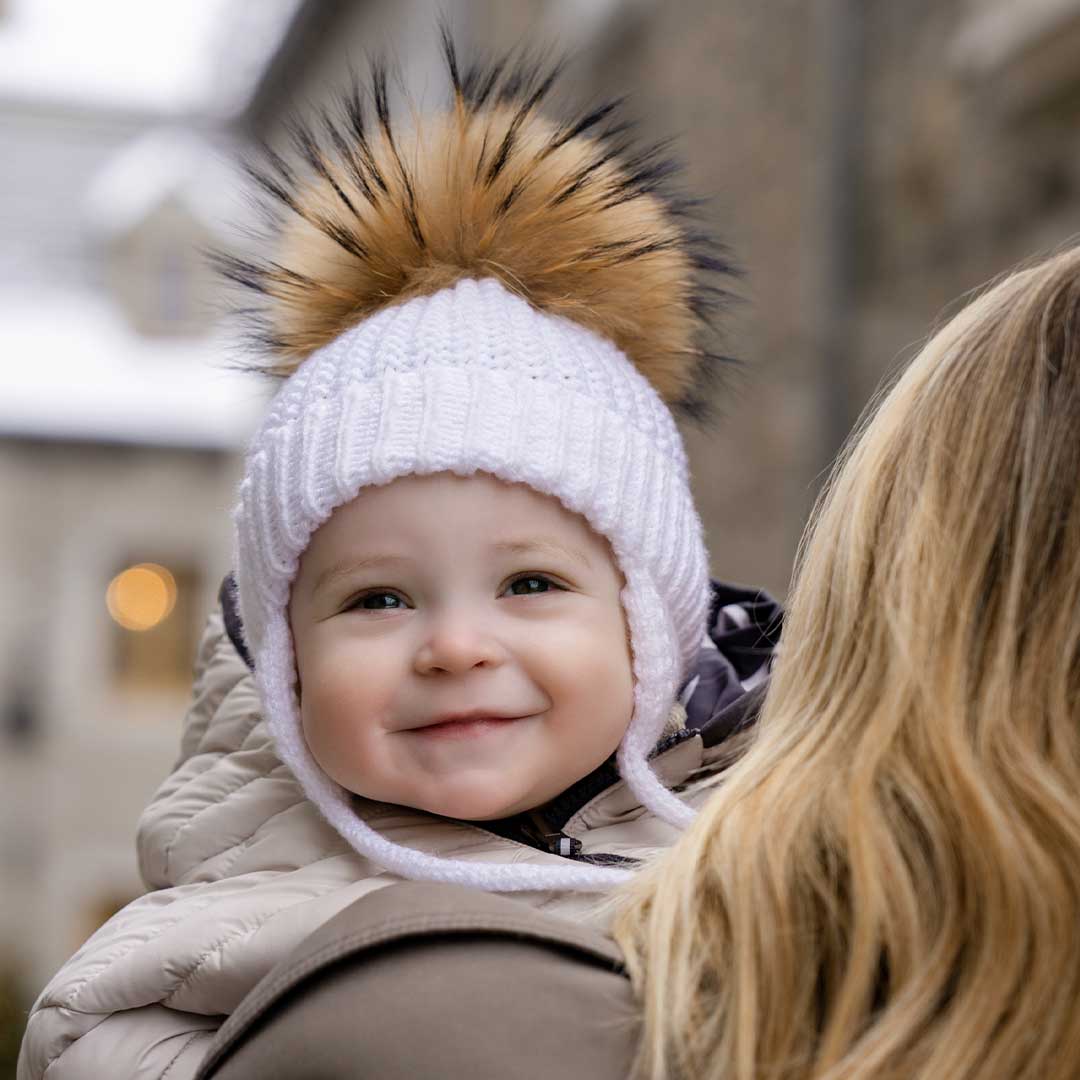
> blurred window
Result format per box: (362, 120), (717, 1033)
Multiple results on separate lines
(110, 210), (212, 339)
(159, 248), (191, 326)
(107, 559), (201, 691)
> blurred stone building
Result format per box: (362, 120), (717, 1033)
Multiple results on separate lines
(4, 0), (1080, 1058)
(0, 0), (283, 1029)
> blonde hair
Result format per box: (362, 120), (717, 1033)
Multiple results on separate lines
(614, 246), (1080, 1079)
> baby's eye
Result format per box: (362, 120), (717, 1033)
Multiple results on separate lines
(506, 574), (562, 596)
(348, 590), (407, 611)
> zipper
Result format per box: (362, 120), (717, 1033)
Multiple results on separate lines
(540, 828), (639, 867)
(520, 809), (640, 867)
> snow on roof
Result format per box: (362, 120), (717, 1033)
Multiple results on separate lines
(0, 0), (303, 119)
(84, 128), (244, 239)
(0, 289), (268, 449)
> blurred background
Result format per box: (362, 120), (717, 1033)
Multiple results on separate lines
(2, 0), (1079, 1067)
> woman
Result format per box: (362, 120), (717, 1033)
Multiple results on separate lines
(199, 248), (1080, 1079)
(615, 244), (1080, 1078)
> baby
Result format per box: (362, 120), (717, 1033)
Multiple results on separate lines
(216, 34), (760, 894)
(18, 41), (781, 1080)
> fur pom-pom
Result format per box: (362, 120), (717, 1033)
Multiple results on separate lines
(216, 31), (738, 418)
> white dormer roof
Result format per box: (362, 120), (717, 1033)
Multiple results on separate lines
(84, 128), (243, 240)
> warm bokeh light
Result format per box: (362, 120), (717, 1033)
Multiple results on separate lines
(106, 563), (178, 631)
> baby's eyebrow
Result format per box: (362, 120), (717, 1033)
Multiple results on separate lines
(312, 554), (413, 597)
(491, 538), (594, 571)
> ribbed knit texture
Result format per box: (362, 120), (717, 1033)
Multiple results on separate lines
(235, 277), (709, 891)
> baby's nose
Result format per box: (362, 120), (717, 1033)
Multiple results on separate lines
(413, 617), (507, 676)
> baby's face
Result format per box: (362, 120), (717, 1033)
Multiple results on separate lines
(288, 471), (635, 821)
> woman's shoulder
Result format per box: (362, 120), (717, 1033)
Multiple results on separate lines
(198, 882), (641, 1080)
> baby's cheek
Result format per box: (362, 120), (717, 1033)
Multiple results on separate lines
(301, 680), (362, 765)
(590, 645), (636, 748)
(556, 648), (634, 744)
(582, 627), (636, 705)
(301, 674), (405, 796)
(299, 692), (339, 768)
(557, 629), (631, 701)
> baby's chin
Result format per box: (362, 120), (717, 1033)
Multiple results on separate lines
(361, 777), (548, 822)
(411, 787), (542, 822)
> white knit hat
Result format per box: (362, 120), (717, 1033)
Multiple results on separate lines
(225, 40), (736, 892)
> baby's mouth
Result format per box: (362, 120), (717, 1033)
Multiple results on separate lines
(407, 712), (531, 739)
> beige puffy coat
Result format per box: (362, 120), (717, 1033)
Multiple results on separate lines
(18, 599), (755, 1080)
